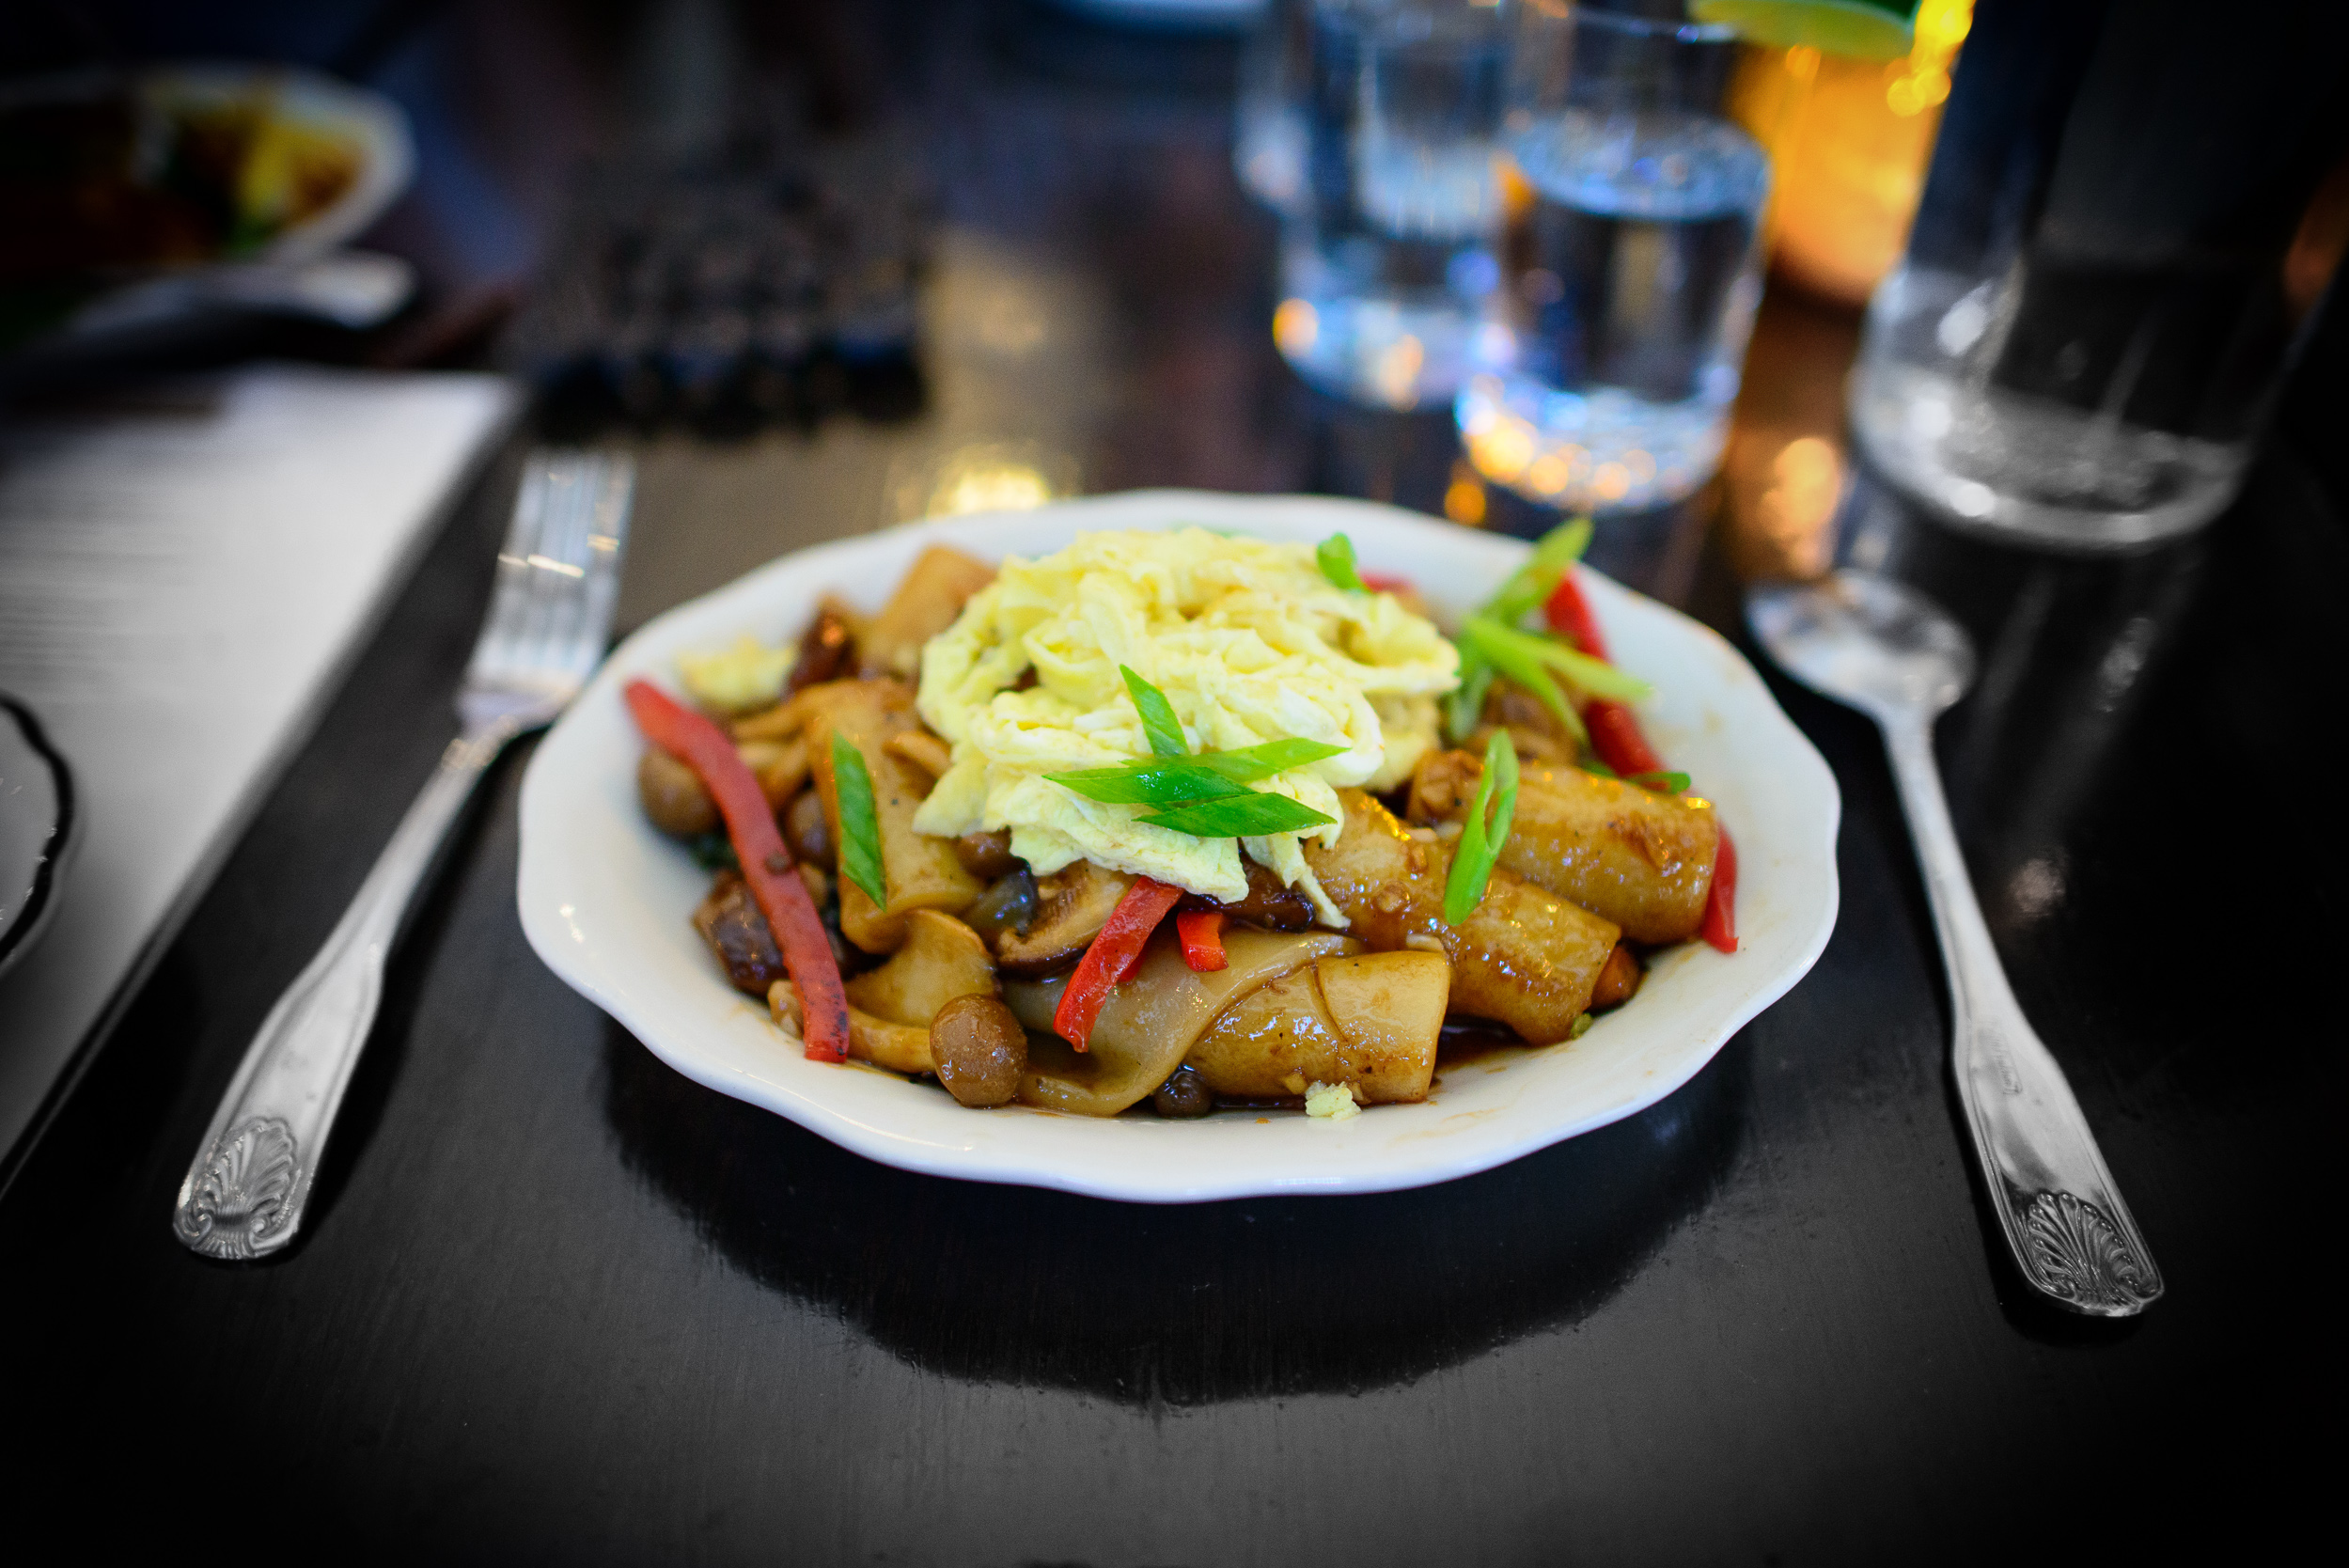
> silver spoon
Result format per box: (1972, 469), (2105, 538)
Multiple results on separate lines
(1748, 572), (2162, 1317)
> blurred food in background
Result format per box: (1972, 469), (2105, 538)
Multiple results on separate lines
(0, 67), (412, 352)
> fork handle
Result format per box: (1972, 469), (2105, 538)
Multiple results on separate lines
(1880, 717), (2163, 1316)
(171, 720), (516, 1260)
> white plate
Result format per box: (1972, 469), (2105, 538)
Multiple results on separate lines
(0, 64), (414, 265)
(518, 491), (1840, 1201)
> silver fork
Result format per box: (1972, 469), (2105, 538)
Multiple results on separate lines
(172, 450), (634, 1261)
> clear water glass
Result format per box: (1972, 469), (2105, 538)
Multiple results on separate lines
(1847, 0), (2348, 552)
(1273, 0), (1511, 411)
(1235, 0), (1312, 216)
(1459, 3), (1769, 514)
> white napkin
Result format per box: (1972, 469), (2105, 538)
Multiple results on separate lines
(0, 366), (517, 1158)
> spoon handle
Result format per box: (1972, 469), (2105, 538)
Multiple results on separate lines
(1880, 718), (2163, 1316)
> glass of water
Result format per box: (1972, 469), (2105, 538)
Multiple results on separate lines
(1235, 0), (1313, 217)
(1459, 1), (1770, 514)
(1848, 0), (2349, 552)
(1273, 0), (1511, 411)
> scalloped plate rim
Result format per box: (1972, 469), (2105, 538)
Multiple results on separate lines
(517, 490), (1840, 1201)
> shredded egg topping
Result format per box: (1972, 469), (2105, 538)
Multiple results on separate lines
(913, 527), (1458, 920)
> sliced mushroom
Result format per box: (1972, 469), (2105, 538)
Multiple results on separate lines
(694, 871), (785, 997)
(769, 980), (933, 1074)
(1176, 857), (1316, 932)
(1000, 928), (1357, 1116)
(993, 859), (1133, 977)
(843, 910), (995, 1027)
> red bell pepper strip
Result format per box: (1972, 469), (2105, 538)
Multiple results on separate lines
(1361, 572), (1415, 593)
(1546, 572), (1663, 776)
(626, 679), (851, 1061)
(1053, 876), (1184, 1050)
(1701, 827), (1738, 953)
(1586, 699), (1666, 778)
(1176, 909), (1229, 972)
(1543, 571), (1607, 656)
(1548, 569), (1739, 949)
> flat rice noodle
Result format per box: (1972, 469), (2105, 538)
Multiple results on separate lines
(1000, 927), (1356, 1116)
(1184, 949), (1447, 1104)
(1307, 789), (1619, 1044)
(1414, 751), (1717, 944)
(802, 680), (983, 952)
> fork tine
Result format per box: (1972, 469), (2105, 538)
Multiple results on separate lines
(464, 450), (633, 711)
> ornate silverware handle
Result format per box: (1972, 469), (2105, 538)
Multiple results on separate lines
(172, 722), (514, 1260)
(1880, 719), (2163, 1316)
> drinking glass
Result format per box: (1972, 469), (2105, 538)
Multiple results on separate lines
(1848, 0), (2349, 551)
(1458, 0), (1770, 514)
(1273, 0), (1511, 410)
(1235, 0), (1313, 216)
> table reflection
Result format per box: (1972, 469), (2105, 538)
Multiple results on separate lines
(598, 1015), (1748, 1405)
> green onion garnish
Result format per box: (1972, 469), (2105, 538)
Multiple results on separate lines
(1444, 729), (1519, 926)
(1120, 665), (1188, 759)
(1478, 517), (1592, 627)
(1631, 770), (1691, 793)
(1442, 518), (1597, 746)
(1317, 531), (1369, 593)
(1138, 793), (1337, 839)
(1443, 652), (1496, 745)
(830, 731), (887, 908)
(1462, 616), (1651, 703)
(1046, 736), (1349, 805)
(1457, 618), (1587, 745)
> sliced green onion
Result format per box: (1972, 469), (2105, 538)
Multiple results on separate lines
(1479, 517), (1592, 627)
(1044, 760), (1248, 806)
(1462, 617), (1652, 704)
(1458, 619), (1587, 745)
(1569, 1011), (1595, 1040)
(1582, 760), (1620, 780)
(1444, 651), (1495, 745)
(1444, 729), (1519, 926)
(1046, 738), (1348, 807)
(830, 731), (887, 909)
(1631, 770), (1691, 793)
(1120, 665), (1188, 759)
(1137, 793), (1337, 839)
(1317, 531), (1368, 593)
(1190, 736), (1348, 781)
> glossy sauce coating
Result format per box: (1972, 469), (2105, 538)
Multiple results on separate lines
(1411, 751), (1717, 945)
(1306, 790), (1618, 1044)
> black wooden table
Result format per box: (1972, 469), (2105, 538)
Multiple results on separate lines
(4, 7), (2340, 1560)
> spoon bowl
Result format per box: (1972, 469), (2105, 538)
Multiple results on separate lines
(1747, 572), (1976, 722)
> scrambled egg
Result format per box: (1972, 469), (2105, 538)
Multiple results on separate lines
(913, 527), (1457, 920)
(679, 635), (795, 715)
(1305, 1081), (1363, 1121)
